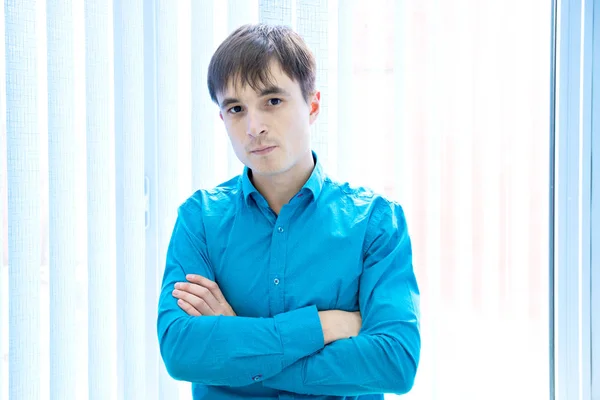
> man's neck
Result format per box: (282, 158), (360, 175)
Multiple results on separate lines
(251, 152), (315, 215)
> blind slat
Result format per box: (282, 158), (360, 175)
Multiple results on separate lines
(336, 1), (355, 180)
(191, 0), (216, 190)
(85, 0), (118, 399)
(296, 0), (329, 164)
(156, 1), (181, 396)
(5, 1), (41, 399)
(47, 0), (80, 398)
(0, 2), (7, 399)
(114, 0), (147, 398)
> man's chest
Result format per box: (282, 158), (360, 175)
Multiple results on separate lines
(206, 214), (367, 318)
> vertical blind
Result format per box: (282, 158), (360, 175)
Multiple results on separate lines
(86, 1), (117, 398)
(0, 1), (551, 399)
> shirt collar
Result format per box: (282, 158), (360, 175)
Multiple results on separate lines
(241, 150), (325, 205)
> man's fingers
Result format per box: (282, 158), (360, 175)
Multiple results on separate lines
(177, 299), (201, 317)
(173, 288), (215, 315)
(174, 275), (236, 316)
(174, 280), (221, 313)
(186, 274), (227, 303)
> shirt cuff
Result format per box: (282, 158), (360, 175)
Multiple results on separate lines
(274, 305), (324, 366)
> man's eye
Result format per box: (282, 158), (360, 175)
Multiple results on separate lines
(268, 98), (282, 106)
(229, 105), (243, 114)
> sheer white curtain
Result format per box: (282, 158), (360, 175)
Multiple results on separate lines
(0, 1), (552, 399)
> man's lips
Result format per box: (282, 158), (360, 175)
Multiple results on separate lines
(250, 146), (277, 154)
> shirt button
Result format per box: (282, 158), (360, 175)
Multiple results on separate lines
(252, 375), (262, 381)
(277, 226), (284, 233)
(274, 278), (280, 285)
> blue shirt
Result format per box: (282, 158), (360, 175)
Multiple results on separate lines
(157, 152), (421, 400)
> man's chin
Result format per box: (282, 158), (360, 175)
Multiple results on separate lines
(249, 161), (288, 177)
(251, 167), (284, 177)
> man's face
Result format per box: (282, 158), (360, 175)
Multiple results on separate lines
(216, 60), (320, 177)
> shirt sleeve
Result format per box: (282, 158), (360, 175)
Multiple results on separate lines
(261, 200), (421, 396)
(157, 202), (325, 387)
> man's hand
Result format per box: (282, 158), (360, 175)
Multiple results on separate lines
(172, 274), (236, 317)
(318, 310), (362, 345)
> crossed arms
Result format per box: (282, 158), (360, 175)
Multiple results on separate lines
(156, 200), (421, 396)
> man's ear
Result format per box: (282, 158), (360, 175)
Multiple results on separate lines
(219, 111), (223, 121)
(309, 91), (321, 124)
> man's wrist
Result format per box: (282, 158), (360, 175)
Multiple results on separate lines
(317, 310), (362, 345)
(318, 310), (349, 345)
(318, 311), (335, 344)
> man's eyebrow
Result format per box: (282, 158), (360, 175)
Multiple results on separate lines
(219, 97), (239, 109)
(259, 86), (291, 97)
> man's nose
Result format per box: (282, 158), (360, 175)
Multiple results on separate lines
(246, 110), (267, 137)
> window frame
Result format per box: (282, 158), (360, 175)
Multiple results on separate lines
(552, 0), (597, 399)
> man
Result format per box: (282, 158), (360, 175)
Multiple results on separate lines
(157, 23), (420, 400)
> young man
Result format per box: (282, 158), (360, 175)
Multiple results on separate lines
(157, 23), (420, 400)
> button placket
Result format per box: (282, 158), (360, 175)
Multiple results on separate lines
(268, 207), (293, 317)
(268, 216), (288, 317)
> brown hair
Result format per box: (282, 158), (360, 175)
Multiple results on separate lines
(207, 24), (316, 104)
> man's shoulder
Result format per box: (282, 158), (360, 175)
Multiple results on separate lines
(322, 177), (410, 253)
(178, 175), (242, 217)
(322, 175), (400, 213)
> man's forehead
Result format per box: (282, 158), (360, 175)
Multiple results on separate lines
(222, 77), (278, 96)
(217, 71), (296, 103)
